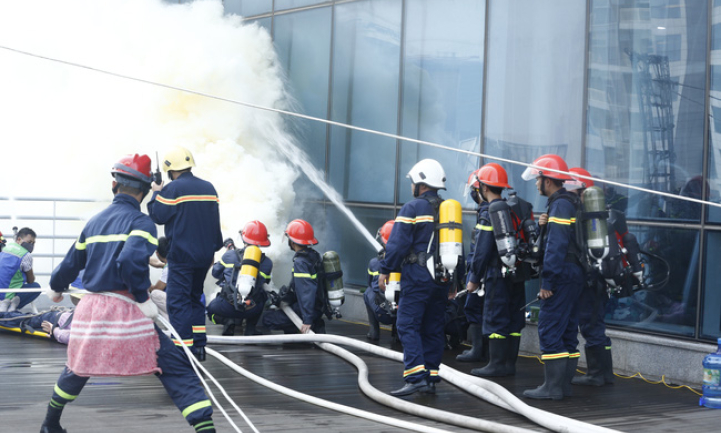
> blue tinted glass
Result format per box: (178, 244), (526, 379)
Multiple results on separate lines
(328, 0), (402, 203)
(275, 0), (326, 11)
(587, 0), (707, 222)
(223, 0), (272, 17)
(605, 225), (696, 337)
(708, 5), (721, 223)
(702, 231), (721, 340)
(484, 0), (586, 213)
(274, 7), (331, 196)
(398, 0), (485, 207)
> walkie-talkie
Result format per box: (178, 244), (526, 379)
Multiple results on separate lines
(153, 152), (162, 185)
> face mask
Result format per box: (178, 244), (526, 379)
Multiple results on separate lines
(21, 242), (34, 253)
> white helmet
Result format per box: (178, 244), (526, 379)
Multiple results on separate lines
(407, 159), (446, 190)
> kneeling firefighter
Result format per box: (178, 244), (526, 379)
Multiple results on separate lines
(378, 159), (460, 397)
(364, 220), (399, 341)
(466, 163), (526, 377)
(207, 220), (273, 336)
(262, 219), (329, 334)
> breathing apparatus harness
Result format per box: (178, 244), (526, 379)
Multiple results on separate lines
(223, 247), (266, 311)
(543, 189), (586, 270)
(487, 193), (539, 281)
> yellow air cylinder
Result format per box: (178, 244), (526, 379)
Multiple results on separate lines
(236, 246), (261, 305)
(439, 199), (463, 275)
(385, 272), (401, 309)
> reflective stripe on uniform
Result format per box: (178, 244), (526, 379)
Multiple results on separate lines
(293, 272), (316, 279)
(156, 195), (220, 206)
(403, 365), (426, 377)
(480, 224), (493, 232)
(489, 333), (507, 339)
(182, 399), (212, 418)
(541, 352), (569, 361)
(75, 230), (158, 250)
(548, 217), (575, 226)
(395, 215), (435, 224)
(220, 260), (233, 268)
(568, 351), (581, 359)
(192, 326), (206, 334)
(173, 338), (194, 346)
(53, 384), (78, 401)
(368, 269), (379, 276)
(259, 271), (271, 280)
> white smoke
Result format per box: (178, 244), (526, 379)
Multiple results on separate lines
(0, 0), (300, 261)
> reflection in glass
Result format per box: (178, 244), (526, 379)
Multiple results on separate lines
(398, 0), (485, 207)
(223, 0), (273, 17)
(328, 0), (401, 203)
(275, 0), (325, 11)
(707, 2), (721, 222)
(604, 225), (696, 337)
(274, 8), (332, 199)
(702, 231), (721, 339)
(586, 0), (707, 221)
(484, 0), (586, 212)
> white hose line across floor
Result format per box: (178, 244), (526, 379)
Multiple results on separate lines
(206, 347), (458, 433)
(207, 331), (623, 433)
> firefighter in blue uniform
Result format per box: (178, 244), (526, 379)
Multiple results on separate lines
(466, 163), (524, 377)
(263, 219), (327, 334)
(40, 154), (215, 433)
(566, 167), (641, 387)
(364, 220), (397, 341)
(521, 154), (584, 400)
(378, 159), (450, 397)
(456, 169), (487, 363)
(148, 147), (223, 361)
(207, 220), (272, 336)
(0, 227), (40, 312)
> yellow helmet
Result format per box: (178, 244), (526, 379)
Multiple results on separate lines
(162, 147), (195, 172)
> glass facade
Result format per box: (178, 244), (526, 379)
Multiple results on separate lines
(233, 0), (721, 343)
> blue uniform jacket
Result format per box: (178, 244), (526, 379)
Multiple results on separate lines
(380, 191), (440, 288)
(50, 194), (158, 303)
(367, 256), (381, 291)
(291, 248), (324, 325)
(469, 199), (505, 284)
(147, 172), (223, 266)
(212, 247), (272, 304)
(541, 189), (579, 290)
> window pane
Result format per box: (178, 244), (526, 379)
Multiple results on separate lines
(702, 231), (721, 339)
(274, 7), (331, 198)
(275, 0), (326, 11)
(398, 0), (485, 206)
(605, 225), (697, 337)
(484, 0), (586, 212)
(328, 0), (401, 203)
(707, 3), (721, 223)
(586, 0), (707, 222)
(223, 0), (272, 17)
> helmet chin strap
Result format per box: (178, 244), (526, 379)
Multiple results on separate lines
(540, 176), (547, 197)
(413, 183), (421, 198)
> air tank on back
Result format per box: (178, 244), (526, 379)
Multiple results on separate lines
(438, 199), (463, 276)
(581, 186), (609, 262)
(488, 200), (517, 270)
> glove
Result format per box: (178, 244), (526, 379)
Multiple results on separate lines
(137, 299), (159, 320)
(46, 289), (64, 303)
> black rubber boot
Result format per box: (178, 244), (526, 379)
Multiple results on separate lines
(193, 346), (206, 362)
(572, 345), (605, 386)
(505, 335), (521, 376)
(471, 338), (509, 377)
(40, 406), (66, 433)
(390, 379), (431, 397)
(456, 324), (484, 362)
(391, 323), (400, 344)
(365, 303), (380, 341)
(523, 358), (566, 400)
(564, 355), (579, 397)
(244, 317), (259, 336)
(602, 347), (615, 384)
(221, 318), (235, 336)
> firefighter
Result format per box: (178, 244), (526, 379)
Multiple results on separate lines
(364, 220), (397, 341)
(147, 147), (223, 361)
(457, 168), (487, 363)
(207, 220), (272, 336)
(378, 159), (451, 397)
(40, 154), (215, 433)
(0, 227), (40, 312)
(466, 163), (524, 377)
(262, 219), (327, 334)
(521, 154), (584, 400)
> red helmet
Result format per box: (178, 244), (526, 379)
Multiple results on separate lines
(111, 154), (152, 186)
(521, 154), (573, 181)
(285, 219), (318, 245)
(241, 220), (271, 247)
(566, 167), (594, 191)
(477, 163), (512, 189)
(377, 220), (394, 246)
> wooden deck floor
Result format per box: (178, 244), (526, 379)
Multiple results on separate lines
(0, 319), (715, 433)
